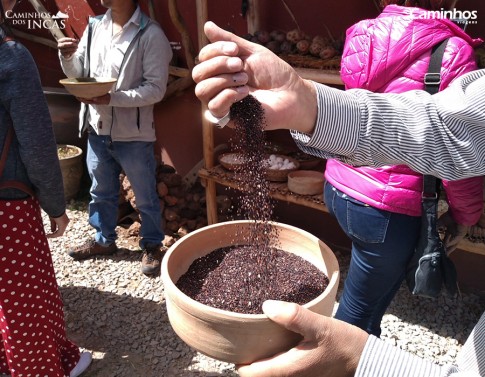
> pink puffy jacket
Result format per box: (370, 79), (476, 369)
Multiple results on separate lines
(325, 5), (483, 224)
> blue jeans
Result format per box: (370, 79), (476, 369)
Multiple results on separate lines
(324, 182), (420, 336)
(86, 133), (164, 249)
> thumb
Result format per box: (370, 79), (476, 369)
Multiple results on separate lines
(262, 300), (322, 341)
(236, 301), (324, 377)
(204, 21), (257, 54)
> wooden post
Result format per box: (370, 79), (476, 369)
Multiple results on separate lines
(246, 0), (260, 34)
(196, 0), (218, 224)
(196, 0), (209, 50)
(27, 0), (66, 40)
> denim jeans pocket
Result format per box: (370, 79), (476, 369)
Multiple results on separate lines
(345, 196), (390, 244)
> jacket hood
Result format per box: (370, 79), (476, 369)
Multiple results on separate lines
(341, 5), (482, 91)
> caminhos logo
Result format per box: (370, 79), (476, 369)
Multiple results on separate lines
(4, 10), (68, 30)
(404, 8), (478, 25)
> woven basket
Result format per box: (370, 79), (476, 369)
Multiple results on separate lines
(264, 155), (300, 182)
(287, 151), (323, 170)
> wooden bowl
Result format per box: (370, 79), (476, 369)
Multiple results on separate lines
(288, 170), (324, 196)
(59, 77), (117, 99)
(218, 152), (245, 171)
(161, 220), (340, 364)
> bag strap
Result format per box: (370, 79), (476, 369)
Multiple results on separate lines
(422, 38), (449, 199)
(424, 38), (449, 95)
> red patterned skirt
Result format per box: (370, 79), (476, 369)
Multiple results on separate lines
(0, 197), (80, 377)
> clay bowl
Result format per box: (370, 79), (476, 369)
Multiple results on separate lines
(161, 220), (340, 364)
(59, 77), (117, 99)
(287, 170), (325, 196)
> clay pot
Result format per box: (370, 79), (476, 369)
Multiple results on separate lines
(161, 220), (340, 364)
(44, 88), (82, 148)
(58, 145), (83, 201)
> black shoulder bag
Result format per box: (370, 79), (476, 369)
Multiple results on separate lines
(405, 38), (458, 299)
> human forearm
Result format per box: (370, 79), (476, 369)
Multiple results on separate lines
(358, 312), (485, 377)
(58, 28), (88, 78)
(356, 337), (443, 377)
(59, 53), (85, 78)
(293, 70), (485, 181)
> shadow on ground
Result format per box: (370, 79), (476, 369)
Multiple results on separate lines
(60, 285), (238, 377)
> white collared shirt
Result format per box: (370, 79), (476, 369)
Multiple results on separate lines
(88, 7), (141, 134)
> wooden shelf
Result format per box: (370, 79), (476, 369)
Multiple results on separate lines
(456, 238), (485, 256)
(199, 166), (328, 213)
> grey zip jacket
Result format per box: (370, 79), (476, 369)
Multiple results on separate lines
(59, 7), (173, 142)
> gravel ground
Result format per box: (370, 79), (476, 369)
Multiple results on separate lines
(43, 199), (484, 377)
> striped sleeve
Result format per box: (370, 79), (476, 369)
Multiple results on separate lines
(355, 312), (485, 377)
(291, 69), (485, 181)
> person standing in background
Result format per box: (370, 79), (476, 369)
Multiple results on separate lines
(57, 0), (173, 276)
(0, 0), (92, 375)
(323, 0), (483, 337)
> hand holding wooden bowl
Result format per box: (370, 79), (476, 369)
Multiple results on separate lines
(161, 220), (340, 364)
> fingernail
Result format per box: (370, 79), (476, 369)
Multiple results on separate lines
(232, 72), (247, 83)
(235, 86), (249, 94)
(262, 300), (289, 318)
(222, 43), (237, 54)
(227, 57), (242, 70)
